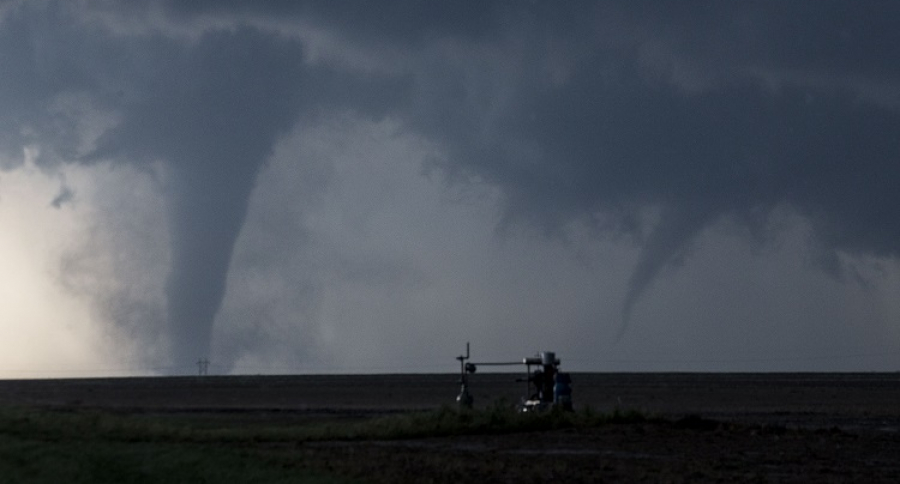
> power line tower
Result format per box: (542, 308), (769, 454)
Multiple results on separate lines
(196, 357), (210, 376)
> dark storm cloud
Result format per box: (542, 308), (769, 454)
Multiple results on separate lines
(49, 181), (73, 208)
(86, 28), (308, 364)
(1, 1), (898, 363)
(0, 2), (406, 366)
(394, 2), (900, 333)
(80, 23), (403, 364)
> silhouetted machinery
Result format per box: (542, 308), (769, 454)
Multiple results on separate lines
(456, 343), (573, 412)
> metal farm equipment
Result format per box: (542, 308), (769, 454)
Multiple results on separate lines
(455, 343), (573, 412)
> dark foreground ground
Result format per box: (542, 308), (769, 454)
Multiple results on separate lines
(1, 373), (899, 482)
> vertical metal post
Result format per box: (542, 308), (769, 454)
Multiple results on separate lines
(456, 342), (473, 408)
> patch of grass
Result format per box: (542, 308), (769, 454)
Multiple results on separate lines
(0, 407), (362, 484)
(0, 403), (669, 483)
(0, 403), (661, 444)
(316, 401), (661, 441)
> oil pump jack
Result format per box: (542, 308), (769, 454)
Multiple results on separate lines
(456, 342), (573, 412)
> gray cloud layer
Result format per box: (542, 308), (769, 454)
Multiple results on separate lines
(1, 1), (898, 369)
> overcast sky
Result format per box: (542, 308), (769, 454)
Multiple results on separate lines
(1, 1), (899, 377)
